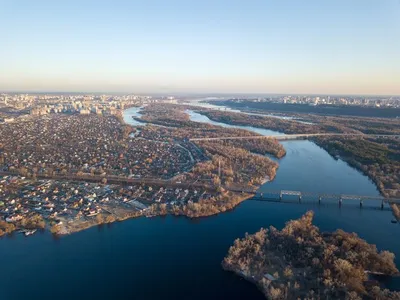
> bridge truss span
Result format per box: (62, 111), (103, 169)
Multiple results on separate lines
(253, 189), (400, 209)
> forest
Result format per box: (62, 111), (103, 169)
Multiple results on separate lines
(190, 141), (278, 187)
(147, 190), (251, 218)
(210, 100), (400, 118)
(223, 211), (400, 300)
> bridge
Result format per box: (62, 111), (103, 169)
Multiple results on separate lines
(190, 133), (400, 142)
(237, 189), (400, 209)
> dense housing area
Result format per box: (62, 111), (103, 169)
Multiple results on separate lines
(0, 103), (283, 236)
(0, 114), (197, 179)
(0, 175), (215, 236)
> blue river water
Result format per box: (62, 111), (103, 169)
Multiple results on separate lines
(0, 107), (398, 300)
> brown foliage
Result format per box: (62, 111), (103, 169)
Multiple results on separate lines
(222, 211), (399, 300)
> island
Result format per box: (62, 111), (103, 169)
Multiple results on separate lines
(222, 211), (400, 300)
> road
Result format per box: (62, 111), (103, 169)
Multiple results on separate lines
(189, 133), (400, 142)
(0, 170), (217, 191)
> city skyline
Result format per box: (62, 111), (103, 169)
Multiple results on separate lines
(1, 0), (400, 95)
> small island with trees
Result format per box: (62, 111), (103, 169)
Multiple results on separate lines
(222, 211), (400, 300)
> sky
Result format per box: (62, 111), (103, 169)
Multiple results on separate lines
(1, 0), (400, 95)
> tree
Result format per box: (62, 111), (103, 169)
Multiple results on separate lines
(212, 176), (221, 186)
(283, 267), (293, 278)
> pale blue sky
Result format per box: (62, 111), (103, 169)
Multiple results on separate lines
(1, 0), (399, 95)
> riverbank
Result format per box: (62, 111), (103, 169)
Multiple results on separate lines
(313, 137), (400, 199)
(53, 206), (143, 235)
(391, 204), (400, 222)
(0, 214), (46, 237)
(52, 191), (253, 236)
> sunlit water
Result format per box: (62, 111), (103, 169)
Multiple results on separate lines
(187, 109), (283, 136)
(0, 107), (398, 300)
(182, 100), (313, 124)
(123, 106), (147, 126)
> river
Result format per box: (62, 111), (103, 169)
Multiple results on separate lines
(123, 106), (147, 126)
(0, 107), (398, 300)
(182, 99), (314, 124)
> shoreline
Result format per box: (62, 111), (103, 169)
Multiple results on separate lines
(53, 191), (254, 236)
(312, 139), (399, 200)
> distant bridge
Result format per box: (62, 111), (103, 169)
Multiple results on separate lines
(190, 133), (400, 142)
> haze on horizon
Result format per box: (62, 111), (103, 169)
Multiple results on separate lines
(1, 0), (399, 96)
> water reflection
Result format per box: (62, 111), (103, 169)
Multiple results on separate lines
(182, 100), (314, 124)
(187, 109), (284, 136)
(122, 106), (146, 126)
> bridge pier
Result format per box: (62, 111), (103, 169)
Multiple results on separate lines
(244, 189), (398, 208)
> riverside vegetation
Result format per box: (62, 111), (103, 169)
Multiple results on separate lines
(138, 104), (286, 157)
(197, 109), (400, 136)
(314, 136), (400, 221)
(313, 137), (400, 198)
(223, 211), (400, 300)
(0, 214), (45, 237)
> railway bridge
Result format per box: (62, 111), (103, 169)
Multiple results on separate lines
(228, 188), (400, 209)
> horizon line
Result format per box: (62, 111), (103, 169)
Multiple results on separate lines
(1, 90), (400, 98)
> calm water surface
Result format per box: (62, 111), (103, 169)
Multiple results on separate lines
(0, 108), (398, 300)
(123, 106), (146, 126)
(182, 100), (313, 124)
(187, 109), (283, 136)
